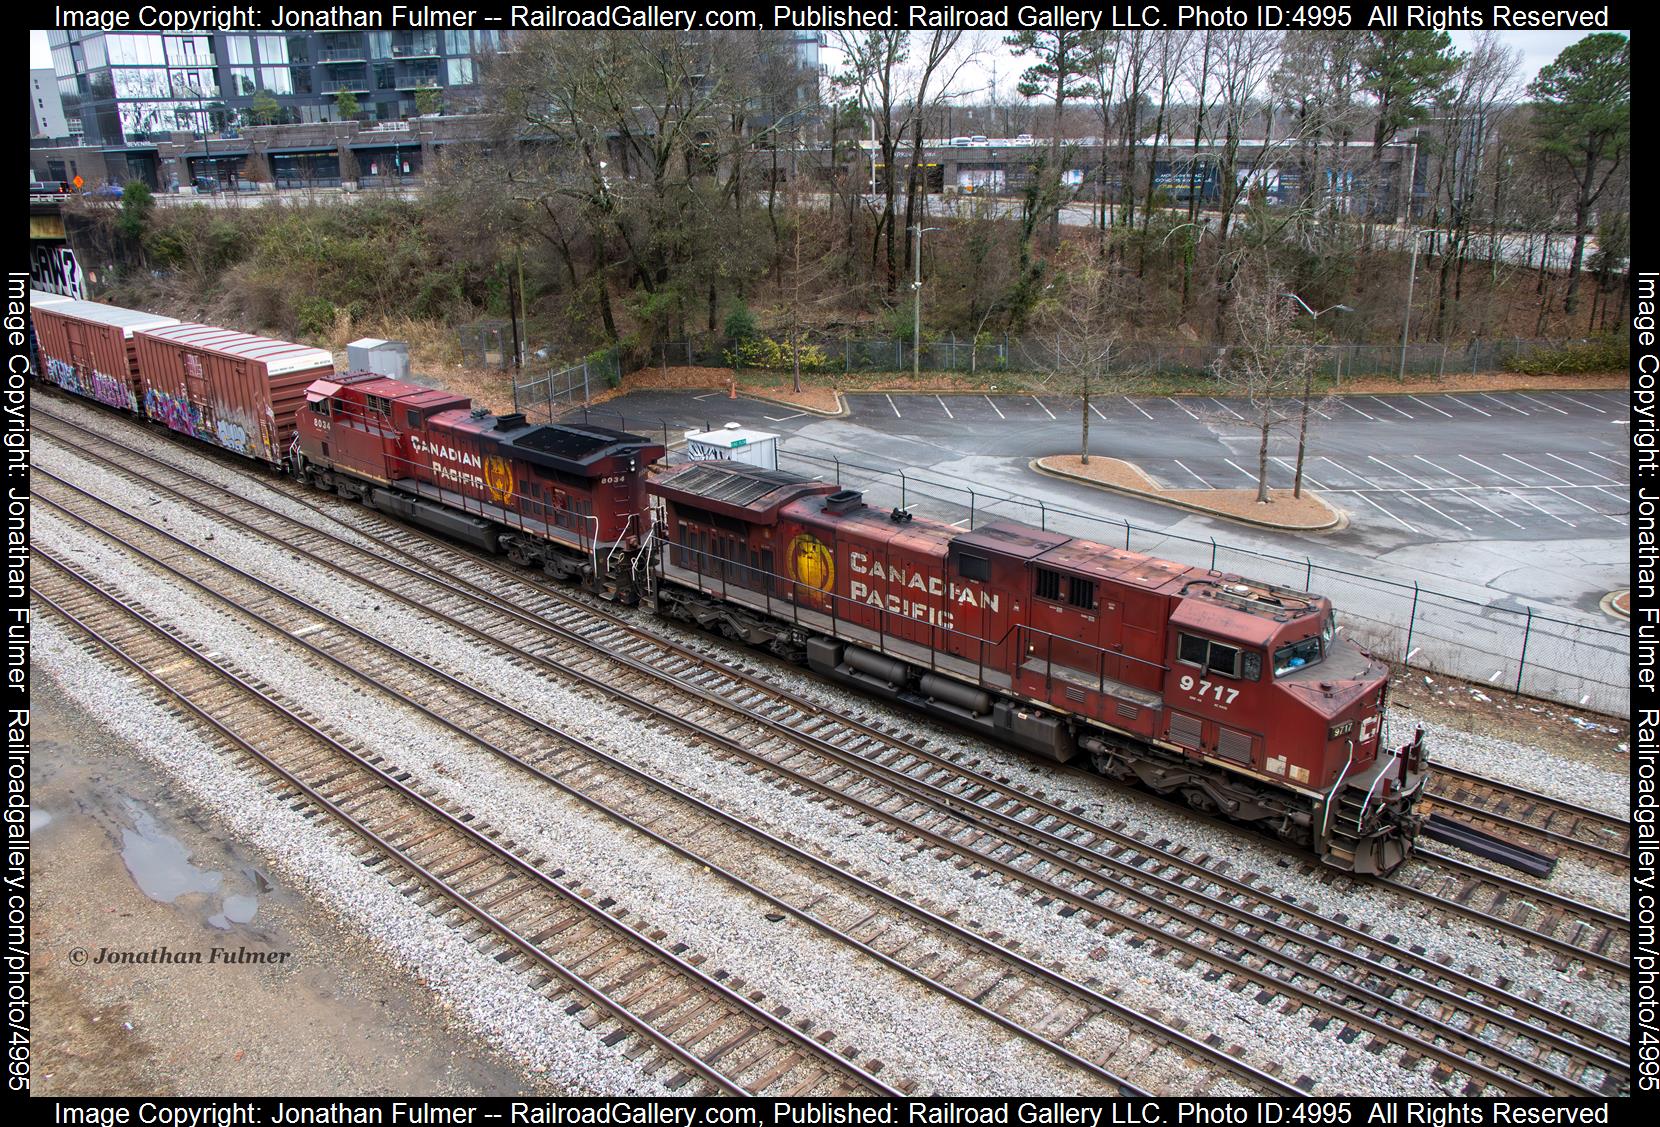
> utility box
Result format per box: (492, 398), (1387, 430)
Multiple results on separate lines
(683, 423), (779, 470)
(347, 337), (410, 381)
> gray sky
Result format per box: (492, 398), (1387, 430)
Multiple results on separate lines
(29, 27), (1621, 87)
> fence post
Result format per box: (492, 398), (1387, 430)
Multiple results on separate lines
(1437, 343), (1447, 382)
(834, 456), (841, 487)
(1305, 557), (1313, 589)
(844, 340), (850, 373)
(583, 362), (590, 406)
(1403, 582), (1419, 664)
(1210, 538), (1217, 570)
(899, 470), (907, 510)
(969, 488), (976, 529)
(1124, 520), (1130, 550)
(1516, 607), (1533, 694)
(1039, 500), (1046, 531)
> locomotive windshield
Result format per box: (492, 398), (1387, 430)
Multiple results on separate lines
(1273, 613), (1336, 677)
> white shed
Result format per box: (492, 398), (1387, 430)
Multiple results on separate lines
(683, 423), (780, 470)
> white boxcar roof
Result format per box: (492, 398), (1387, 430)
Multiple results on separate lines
(29, 290), (76, 307)
(33, 297), (179, 336)
(141, 322), (335, 376)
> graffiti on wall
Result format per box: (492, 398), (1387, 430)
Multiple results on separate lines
(31, 243), (86, 299)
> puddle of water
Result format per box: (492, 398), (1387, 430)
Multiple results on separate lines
(120, 806), (223, 903)
(31, 809), (54, 833)
(118, 802), (268, 929)
(208, 894), (259, 930)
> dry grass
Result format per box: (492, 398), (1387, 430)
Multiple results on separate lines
(1040, 455), (1342, 530)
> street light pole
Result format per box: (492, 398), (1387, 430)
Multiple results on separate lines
(911, 224), (938, 378)
(1283, 293), (1352, 499)
(1397, 229), (1429, 381)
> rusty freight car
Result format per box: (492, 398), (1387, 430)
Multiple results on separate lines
(131, 323), (335, 467)
(30, 294), (180, 412)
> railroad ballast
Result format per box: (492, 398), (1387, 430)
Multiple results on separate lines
(27, 291), (1427, 875)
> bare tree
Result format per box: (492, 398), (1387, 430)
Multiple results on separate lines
(1210, 274), (1317, 504)
(1041, 252), (1131, 464)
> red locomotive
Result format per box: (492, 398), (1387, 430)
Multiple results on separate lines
(293, 371), (663, 599)
(648, 460), (1426, 874)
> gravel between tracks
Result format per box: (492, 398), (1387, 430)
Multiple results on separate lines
(29, 620), (673, 1097)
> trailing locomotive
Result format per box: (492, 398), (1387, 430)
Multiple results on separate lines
(28, 292), (1426, 873)
(293, 371), (664, 601)
(647, 461), (1426, 875)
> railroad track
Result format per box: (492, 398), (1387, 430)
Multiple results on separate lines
(30, 552), (895, 1098)
(32, 401), (1632, 1095)
(1424, 763), (1629, 867)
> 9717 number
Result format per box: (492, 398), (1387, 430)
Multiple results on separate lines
(1179, 674), (1238, 706)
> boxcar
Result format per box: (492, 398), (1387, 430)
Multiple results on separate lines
(30, 295), (179, 412)
(132, 323), (335, 467)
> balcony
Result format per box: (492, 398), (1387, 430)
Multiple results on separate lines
(321, 79), (370, 94)
(321, 50), (365, 63)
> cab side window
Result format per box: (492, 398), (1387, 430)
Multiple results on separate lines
(1177, 633), (1257, 680)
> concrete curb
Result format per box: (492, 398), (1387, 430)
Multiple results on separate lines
(739, 389), (848, 417)
(1601, 590), (1630, 620)
(1029, 458), (1348, 533)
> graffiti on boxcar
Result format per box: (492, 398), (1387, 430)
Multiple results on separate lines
(214, 416), (256, 457)
(144, 385), (205, 439)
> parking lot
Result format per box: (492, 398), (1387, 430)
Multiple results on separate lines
(592, 387), (1628, 543)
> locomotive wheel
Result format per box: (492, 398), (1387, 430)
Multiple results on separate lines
(1183, 788), (1219, 815)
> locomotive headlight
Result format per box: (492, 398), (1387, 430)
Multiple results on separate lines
(1328, 719), (1354, 740)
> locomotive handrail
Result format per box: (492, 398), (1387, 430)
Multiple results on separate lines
(1320, 740), (1355, 843)
(1358, 741), (1405, 828)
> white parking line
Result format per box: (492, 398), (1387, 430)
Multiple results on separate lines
(985, 395), (1005, 420)
(1448, 487), (1523, 528)
(1172, 459), (1213, 488)
(1518, 393), (1570, 415)
(1553, 393), (1606, 414)
(1587, 451), (1624, 466)
(1167, 397), (1200, 420)
(1444, 395), (1492, 417)
(692, 391), (722, 400)
(1089, 400), (1108, 421)
(1396, 491), (1473, 531)
(1412, 454), (1479, 488)
(1547, 488), (1627, 524)
(1367, 454), (1435, 489)
(1458, 453), (1532, 489)
(1034, 396), (1056, 420)
(1337, 399), (1378, 421)
(1545, 452), (1621, 483)
(1345, 490), (1417, 532)
(1595, 484), (1630, 504)
(1501, 452), (1577, 487)
(1125, 396), (1154, 421)
(1479, 393), (1529, 415)
(1210, 397), (1245, 420)
(763, 411), (809, 422)
(1369, 396), (1413, 418)
(1501, 489), (1577, 527)
(1407, 395), (1455, 418)
(1320, 456), (1378, 487)
(886, 394), (902, 418)
(1271, 456), (1324, 488)
(935, 395), (954, 419)
(1224, 458), (1260, 483)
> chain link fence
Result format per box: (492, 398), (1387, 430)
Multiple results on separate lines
(650, 335), (1584, 380)
(512, 350), (623, 422)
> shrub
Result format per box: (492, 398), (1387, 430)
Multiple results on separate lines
(722, 337), (829, 372)
(723, 305), (759, 343)
(1511, 336), (1628, 375)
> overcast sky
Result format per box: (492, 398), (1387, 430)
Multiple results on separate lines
(30, 28), (1621, 91)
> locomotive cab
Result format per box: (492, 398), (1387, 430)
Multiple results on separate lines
(1167, 580), (1426, 873)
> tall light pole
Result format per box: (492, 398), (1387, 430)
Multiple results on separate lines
(1397, 228), (1432, 381)
(910, 224), (939, 377)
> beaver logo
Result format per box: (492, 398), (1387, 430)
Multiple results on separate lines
(788, 533), (834, 591)
(483, 454), (515, 504)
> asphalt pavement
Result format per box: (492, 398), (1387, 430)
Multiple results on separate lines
(566, 387), (1630, 625)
